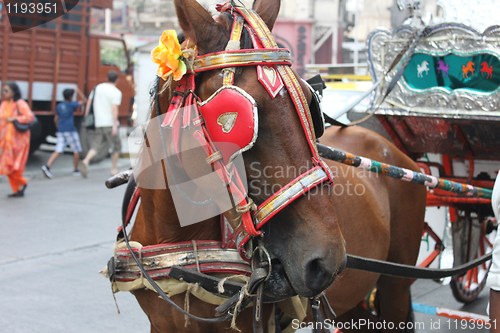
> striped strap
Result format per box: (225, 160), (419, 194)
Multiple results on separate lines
(194, 49), (292, 72)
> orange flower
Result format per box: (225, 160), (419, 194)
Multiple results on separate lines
(151, 30), (187, 81)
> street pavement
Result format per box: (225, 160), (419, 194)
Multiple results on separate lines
(0, 150), (491, 332)
(0, 150), (149, 333)
(412, 279), (489, 333)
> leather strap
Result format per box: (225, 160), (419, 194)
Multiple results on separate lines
(117, 212), (233, 323)
(222, 14), (245, 86)
(112, 240), (252, 282)
(346, 253), (492, 279)
(254, 167), (328, 227)
(169, 266), (244, 298)
(195, 49), (292, 72)
(221, 7), (334, 252)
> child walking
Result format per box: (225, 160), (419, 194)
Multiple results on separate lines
(41, 88), (86, 178)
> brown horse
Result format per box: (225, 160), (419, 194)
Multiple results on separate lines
(318, 125), (427, 332)
(127, 0), (345, 332)
(120, 1), (426, 332)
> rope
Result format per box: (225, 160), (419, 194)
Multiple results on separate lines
(230, 285), (249, 332)
(216, 274), (254, 331)
(192, 240), (201, 273)
(184, 284), (197, 327)
(110, 284), (121, 314)
(182, 47), (197, 72)
(236, 198), (257, 213)
(217, 274), (249, 294)
(158, 76), (173, 96)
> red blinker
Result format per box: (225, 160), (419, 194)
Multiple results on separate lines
(198, 86), (258, 164)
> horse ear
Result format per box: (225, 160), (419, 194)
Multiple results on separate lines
(253, 0), (281, 31)
(173, 0), (220, 51)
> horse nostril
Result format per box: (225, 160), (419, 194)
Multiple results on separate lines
(304, 258), (333, 295)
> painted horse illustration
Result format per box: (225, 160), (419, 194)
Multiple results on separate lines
(480, 61), (493, 79)
(462, 61), (475, 78)
(417, 60), (429, 78)
(437, 60), (449, 77)
(109, 1), (427, 332)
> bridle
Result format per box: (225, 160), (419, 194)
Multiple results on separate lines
(108, 2), (336, 330)
(161, 3), (334, 259)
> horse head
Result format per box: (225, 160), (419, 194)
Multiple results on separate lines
(168, 0), (346, 299)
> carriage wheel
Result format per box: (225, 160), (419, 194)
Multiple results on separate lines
(449, 210), (496, 304)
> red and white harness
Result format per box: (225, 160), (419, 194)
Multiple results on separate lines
(112, 4), (333, 283)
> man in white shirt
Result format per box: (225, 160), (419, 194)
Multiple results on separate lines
(79, 71), (122, 177)
(488, 171), (500, 332)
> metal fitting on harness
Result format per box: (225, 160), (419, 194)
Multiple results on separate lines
(206, 151), (223, 164)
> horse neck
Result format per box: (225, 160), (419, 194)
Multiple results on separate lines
(131, 176), (221, 246)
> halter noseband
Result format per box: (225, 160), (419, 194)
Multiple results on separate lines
(163, 4), (334, 259)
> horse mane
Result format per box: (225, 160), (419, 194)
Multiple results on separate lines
(150, 77), (175, 118)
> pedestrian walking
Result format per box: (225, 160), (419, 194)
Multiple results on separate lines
(488, 171), (500, 332)
(41, 88), (86, 178)
(0, 82), (35, 198)
(79, 71), (122, 178)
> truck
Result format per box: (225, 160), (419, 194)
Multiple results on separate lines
(0, 0), (135, 152)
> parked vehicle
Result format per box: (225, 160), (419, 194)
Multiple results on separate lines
(0, 0), (135, 152)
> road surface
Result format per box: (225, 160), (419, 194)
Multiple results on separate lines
(0, 150), (490, 332)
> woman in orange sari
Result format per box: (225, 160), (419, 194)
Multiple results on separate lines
(0, 82), (35, 198)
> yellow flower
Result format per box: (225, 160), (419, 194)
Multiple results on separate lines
(151, 30), (187, 81)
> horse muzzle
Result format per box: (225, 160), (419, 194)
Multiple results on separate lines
(260, 249), (346, 300)
(290, 249), (345, 298)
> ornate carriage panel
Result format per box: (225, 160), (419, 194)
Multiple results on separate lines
(367, 24), (500, 159)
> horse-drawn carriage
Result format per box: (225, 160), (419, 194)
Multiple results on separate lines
(103, 0), (498, 331)
(306, 2), (499, 306)
(353, 15), (500, 304)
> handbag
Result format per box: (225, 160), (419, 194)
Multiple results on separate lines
(84, 89), (96, 129)
(13, 102), (36, 132)
(13, 120), (31, 132)
(84, 113), (95, 129)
